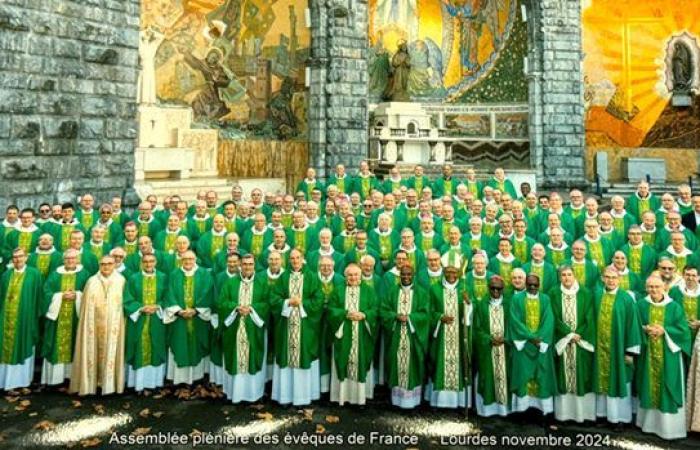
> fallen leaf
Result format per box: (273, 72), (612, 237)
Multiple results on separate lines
(4, 396), (18, 403)
(316, 424), (326, 434)
(14, 405), (27, 412)
(132, 427), (151, 436)
(93, 404), (105, 415)
(80, 437), (102, 448)
(175, 388), (191, 400)
(138, 408), (150, 418)
(142, 390), (152, 397)
(325, 415), (339, 424)
(19, 400), (31, 407)
(301, 409), (314, 421)
(71, 400), (82, 408)
(256, 412), (273, 421)
(122, 402), (131, 410)
(152, 411), (164, 418)
(28, 412), (38, 417)
(6, 390), (19, 396)
(20, 388), (31, 395)
(33, 420), (56, 431)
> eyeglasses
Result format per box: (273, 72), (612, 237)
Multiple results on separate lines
(39, 209), (50, 213)
(660, 267), (675, 271)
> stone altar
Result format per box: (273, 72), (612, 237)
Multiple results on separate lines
(622, 157), (667, 183)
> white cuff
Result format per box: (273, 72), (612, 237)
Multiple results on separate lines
(224, 310), (238, 328)
(281, 299), (292, 317)
(539, 342), (549, 353)
(299, 302), (307, 319)
(335, 322), (344, 340)
(663, 331), (681, 353)
(625, 345), (641, 355)
(130, 310), (141, 323)
(514, 340), (526, 351)
(210, 313), (219, 329)
(364, 320), (372, 337)
(555, 333), (575, 356)
(163, 305), (182, 324)
(433, 322), (441, 339)
(45, 293), (63, 321)
(407, 318), (415, 334)
(195, 307), (211, 321)
(464, 302), (473, 327)
(578, 339), (595, 353)
(249, 307), (264, 327)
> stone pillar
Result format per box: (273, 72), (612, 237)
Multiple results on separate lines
(526, 0), (587, 190)
(0, 0), (140, 209)
(308, 0), (369, 179)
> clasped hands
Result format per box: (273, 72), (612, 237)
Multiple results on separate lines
(62, 290), (77, 301)
(236, 305), (252, 316)
(288, 296), (302, 307)
(346, 311), (365, 321)
(177, 308), (197, 319)
(140, 305), (159, 315)
(644, 324), (665, 338)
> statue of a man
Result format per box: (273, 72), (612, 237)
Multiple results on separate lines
(384, 41), (411, 102)
(672, 42), (692, 92)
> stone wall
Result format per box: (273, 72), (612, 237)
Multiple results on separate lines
(526, 0), (587, 189)
(308, 0), (369, 179)
(0, 0), (139, 211)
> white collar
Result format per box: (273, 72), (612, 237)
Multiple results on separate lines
(305, 177), (316, 183)
(526, 292), (539, 299)
(399, 245), (416, 253)
(530, 260), (544, 267)
(319, 246), (334, 256)
(561, 282), (580, 295)
(57, 265), (83, 274)
(374, 227), (392, 237)
(90, 240), (104, 247)
(18, 224), (38, 233)
(548, 241), (568, 251)
(35, 247), (56, 255)
(2, 219), (19, 229)
(266, 268), (284, 279)
(496, 253), (515, 264)
(617, 267), (629, 276)
(318, 272), (335, 283)
(584, 234), (600, 243)
(490, 297), (503, 306)
(181, 265), (198, 276)
(99, 218), (114, 227)
(666, 246), (692, 257)
(226, 270), (238, 278)
(61, 219), (79, 226)
(604, 288), (619, 295)
(645, 294), (672, 307)
(211, 228), (226, 237)
(293, 223), (309, 232)
(306, 217), (319, 225)
(241, 273), (255, 283)
(629, 241), (644, 249)
(193, 214), (210, 221)
(252, 227), (267, 235)
(142, 270), (156, 277)
(665, 224), (686, 233)
(269, 243), (290, 253)
(442, 279), (458, 289)
(679, 280), (700, 297)
(138, 215), (154, 224)
(469, 233), (482, 240)
(610, 209), (627, 218)
(421, 230), (435, 238)
(642, 225), (656, 233)
(471, 271), (486, 279)
(427, 268), (443, 277)
(569, 204), (584, 211)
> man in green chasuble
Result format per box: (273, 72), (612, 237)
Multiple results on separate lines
(328, 264), (377, 405)
(0, 248), (43, 390)
(315, 255), (345, 393)
(123, 253), (167, 392)
(28, 233), (63, 280)
(163, 251), (214, 385)
(3, 208), (40, 259)
(381, 266), (429, 409)
(549, 266), (596, 423)
(635, 275), (691, 440)
(508, 274), (556, 415)
(217, 254), (269, 403)
(41, 249), (89, 385)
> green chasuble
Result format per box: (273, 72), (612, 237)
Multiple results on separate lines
(523, 261), (556, 293)
(569, 258), (600, 292)
(485, 177), (517, 199)
(41, 267), (89, 365)
(428, 281), (469, 390)
(381, 284), (430, 390)
(196, 230), (227, 269)
(512, 236), (536, 265)
(52, 221), (85, 252)
(332, 232), (357, 254)
(271, 270), (323, 369)
(545, 244), (571, 268)
(620, 243), (657, 280)
(123, 271), (167, 370)
(0, 267), (43, 364)
(5, 228), (40, 256)
(465, 270), (495, 304)
(669, 285), (700, 342)
(289, 226), (318, 255)
(327, 283), (378, 383)
(154, 230), (187, 254)
(352, 175), (378, 200)
(660, 248), (700, 277)
(135, 217), (162, 240)
(164, 268), (214, 368)
(417, 269), (443, 291)
(416, 231), (443, 254)
(626, 193), (660, 222)
(260, 269), (286, 366)
(488, 255), (521, 296)
(75, 209), (97, 231)
(474, 297), (511, 407)
(217, 275), (270, 375)
(592, 288), (641, 398)
(121, 239), (139, 257)
(316, 273), (345, 383)
(433, 177), (457, 198)
(549, 286), (595, 397)
(640, 227), (659, 250)
(635, 297), (691, 413)
(507, 292), (556, 399)
(368, 229), (399, 266)
(28, 249), (63, 279)
(241, 228), (272, 261)
(584, 237), (613, 272)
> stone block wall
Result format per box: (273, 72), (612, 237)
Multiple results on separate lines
(526, 0), (587, 189)
(308, 0), (369, 179)
(0, 0), (139, 210)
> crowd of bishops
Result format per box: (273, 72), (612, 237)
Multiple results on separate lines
(1, 162), (700, 440)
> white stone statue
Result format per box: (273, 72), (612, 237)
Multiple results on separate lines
(137, 27), (165, 105)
